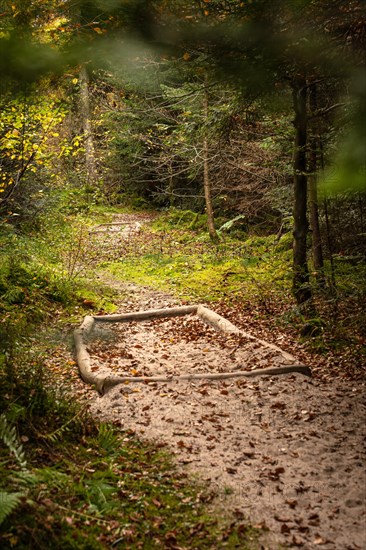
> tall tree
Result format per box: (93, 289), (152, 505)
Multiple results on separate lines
(79, 64), (97, 184)
(291, 76), (312, 305)
(308, 80), (325, 285)
(202, 80), (219, 241)
(144, 0), (365, 305)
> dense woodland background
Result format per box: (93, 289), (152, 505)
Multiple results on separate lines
(0, 1), (365, 548)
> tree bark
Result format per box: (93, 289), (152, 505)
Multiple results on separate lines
(308, 82), (325, 286)
(80, 64), (97, 184)
(203, 85), (219, 242)
(291, 77), (312, 306)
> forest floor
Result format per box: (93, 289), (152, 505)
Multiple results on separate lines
(50, 213), (365, 550)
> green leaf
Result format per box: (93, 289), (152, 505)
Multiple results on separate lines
(0, 491), (23, 525)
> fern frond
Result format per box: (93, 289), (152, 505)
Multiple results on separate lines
(98, 423), (118, 452)
(0, 414), (27, 469)
(39, 406), (86, 443)
(217, 214), (246, 234)
(14, 471), (40, 487)
(86, 479), (116, 513)
(37, 467), (68, 489)
(0, 491), (23, 525)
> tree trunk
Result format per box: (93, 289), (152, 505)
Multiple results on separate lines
(168, 161), (175, 207)
(80, 64), (97, 185)
(291, 77), (312, 306)
(319, 138), (336, 289)
(323, 196), (336, 289)
(203, 85), (219, 242)
(308, 82), (325, 286)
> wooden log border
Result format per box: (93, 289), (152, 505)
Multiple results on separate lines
(74, 305), (311, 395)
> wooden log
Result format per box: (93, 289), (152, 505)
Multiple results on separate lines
(80, 315), (95, 335)
(74, 330), (94, 384)
(98, 364), (312, 394)
(196, 305), (241, 333)
(251, 336), (295, 362)
(74, 316), (109, 390)
(90, 222), (142, 234)
(74, 307), (310, 396)
(95, 222), (132, 226)
(197, 305), (296, 362)
(74, 318), (98, 386)
(93, 305), (198, 323)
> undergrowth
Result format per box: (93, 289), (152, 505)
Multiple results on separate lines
(104, 214), (293, 305)
(0, 348), (259, 549)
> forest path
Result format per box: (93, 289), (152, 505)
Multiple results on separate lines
(78, 213), (365, 550)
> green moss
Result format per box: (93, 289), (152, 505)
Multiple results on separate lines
(102, 214), (293, 304)
(151, 209), (209, 232)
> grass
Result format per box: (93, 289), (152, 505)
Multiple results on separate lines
(104, 219), (293, 305)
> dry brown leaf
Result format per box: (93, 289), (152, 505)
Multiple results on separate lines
(313, 536), (328, 545)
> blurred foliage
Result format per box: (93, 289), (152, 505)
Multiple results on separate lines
(0, 0), (364, 196)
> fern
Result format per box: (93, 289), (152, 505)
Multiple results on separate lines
(0, 491), (23, 525)
(39, 406), (86, 443)
(0, 416), (27, 524)
(37, 467), (68, 489)
(0, 414), (27, 470)
(98, 423), (118, 453)
(217, 214), (246, 235)
(15, 470), (39, 487)
(86, 479), (117, 513)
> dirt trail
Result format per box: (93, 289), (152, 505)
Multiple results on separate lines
(82, 214), (365, 549)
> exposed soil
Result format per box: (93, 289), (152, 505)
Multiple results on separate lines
(70, 214), (365, 549)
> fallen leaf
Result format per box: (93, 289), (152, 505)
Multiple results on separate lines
(285, 499), (298, 509)
(152, 498), (162, 508)
(313, 536), (328, 545)
(275, 515), (291, 522)
(242, 451), (255, 458)
(291, 535), (305, 546)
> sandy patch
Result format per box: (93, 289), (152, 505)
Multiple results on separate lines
(84, 309), (365, 550)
